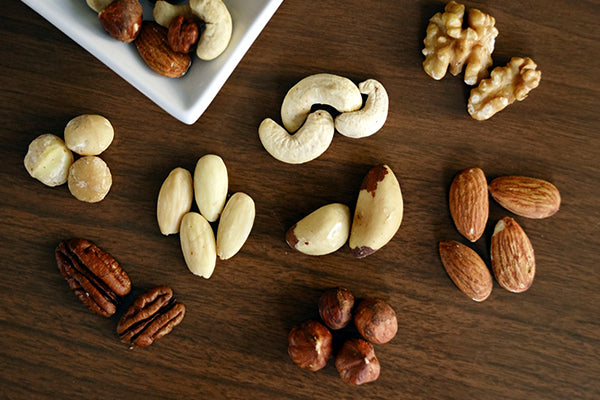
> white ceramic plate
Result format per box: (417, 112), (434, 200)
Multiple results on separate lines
(21, 0), (283, 124)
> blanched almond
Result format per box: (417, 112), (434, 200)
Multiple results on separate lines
(180, 212), (216, 278)
(216, 193), (255, 260)
(193, 154), (228, 222)
(156, 167), (193, 235)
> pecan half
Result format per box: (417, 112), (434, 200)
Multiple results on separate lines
(117, 286), (186, 347)
(56, 238), (132, 317)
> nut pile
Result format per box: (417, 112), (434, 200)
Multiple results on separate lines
(422, 1), (541, 120)
(288, 287), (398, 385)
(86, 0), (232, 78)
(156, 154), (255, 278)
(286, 164), (403, 259)
(439, 167), (561, 300)
(24, 114), (115, 203)
(56, 238), (185, 347)
(259, 73), (389, 164)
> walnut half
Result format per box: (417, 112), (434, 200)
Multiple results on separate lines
(467, 57), (542, 121)
(422, 1), (498, 85)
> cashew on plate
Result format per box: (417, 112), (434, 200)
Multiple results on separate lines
(259, 73), (389, 164)
(153, 0), (232, 61)
(86, 0), (113, 13)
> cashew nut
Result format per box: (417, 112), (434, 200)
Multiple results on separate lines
(334, 79), (389, 139)
(190, 0), (232, 60)
(281, 74), (363, 133)
(86, 0), (113, 13)
(258, 110), (335, 164)
(153, 0), (232, 61)
(153, 1), (194, 27)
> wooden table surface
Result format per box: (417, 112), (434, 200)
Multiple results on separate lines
(2, 1), (599, 399)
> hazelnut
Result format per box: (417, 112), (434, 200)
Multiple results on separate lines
(287, 320), (333, 371)
(98, 0), (143, 43)
(354, 298), (398, 344)
(318, 287), (354, 330)
(335, 339), (380, 385)
(168, 15), (200, 54)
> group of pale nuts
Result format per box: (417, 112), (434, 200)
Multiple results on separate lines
(288, 287), (398, 385)
(422, 1), (542, 120)
(24, 114), (114, 203)
(439, 167), (561, 301)
(286, 164), (403, 259)
(259, 73), (389, 164)
(86, 0), (232, 78)
(156, 154), (255, 279)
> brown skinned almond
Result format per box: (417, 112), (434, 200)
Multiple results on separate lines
(439, 240), (492, 302)
(135, 21), (191, 78)
(449, 167), (489, 242)
(491, 217), (535, 293)
(489, 176), (561, 219)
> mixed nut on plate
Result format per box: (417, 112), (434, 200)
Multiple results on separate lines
(87, 0), (232, 77)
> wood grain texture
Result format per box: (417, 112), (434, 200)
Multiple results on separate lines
(1, 1), (599, 399)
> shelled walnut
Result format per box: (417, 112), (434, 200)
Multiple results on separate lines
(422, 1), (498, 85)
(467, 57), (542, 120)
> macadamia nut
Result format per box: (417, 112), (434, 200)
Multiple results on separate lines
(24, 134), (74, 187)
(68, 156), (112, 203)
(64, 114), (114, 156)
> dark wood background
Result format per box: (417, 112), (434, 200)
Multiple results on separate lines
(2, 1), (599, 399)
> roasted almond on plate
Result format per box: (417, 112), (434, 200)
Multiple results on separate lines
(135, 21), (191, 78)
